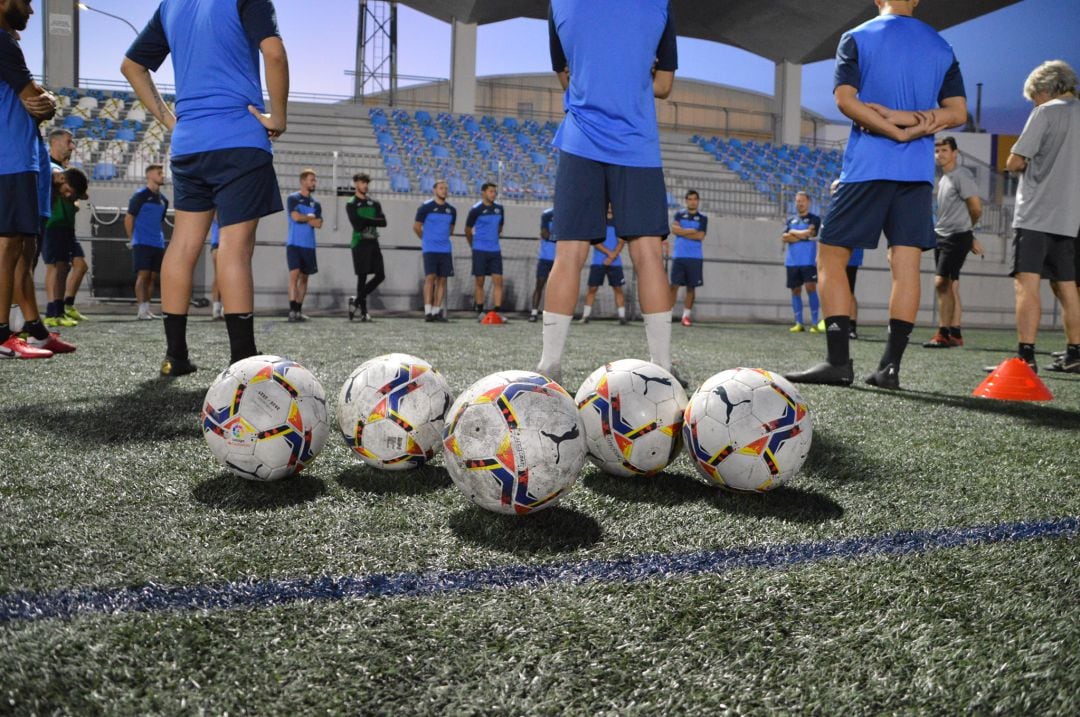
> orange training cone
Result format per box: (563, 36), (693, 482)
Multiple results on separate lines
(480, 310), (505, 325)
(972, 357), (1053, 401)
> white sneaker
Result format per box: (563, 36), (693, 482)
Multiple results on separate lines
(136, 310), (159, 320)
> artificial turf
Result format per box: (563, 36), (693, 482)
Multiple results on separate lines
(1, 314), (1077, 714)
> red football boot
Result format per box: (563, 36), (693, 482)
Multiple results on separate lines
(0, 334), (54, 359)
(28, 332), (76, 354)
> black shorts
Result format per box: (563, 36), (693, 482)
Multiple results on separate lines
(0, 172), (41, 236)
(171, 148), (283, 226)
(1011, 228), (1075, 282)
(588, 264), (625, 288)
(846, 265), (859, 292)
(934, 231), (974, 280)
(41, 226), (77, 265)
(423, 252), (453, 278)
(472, 250), (503, 277)
(132, 244), (164, 273)
(535, 258), (554, 280)
(670, 258), (704, 288)
(552, 150), (668, 241)
(286, 246), (318, 275)
(352, 240), (384, 277)
(821, 180), (935, 251)
(786, 265), (818, 289)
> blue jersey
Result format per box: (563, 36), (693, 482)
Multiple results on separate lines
(549, 0), (677, 168)
(592, 222), (622, 267)
(209, 218), (220, 248)
(128, 188), (169, 248)
(415, 200), (457, 254)
(848, 248), (865, 267)
(465, 202), (505, 253)
(834, 15), (965, 184)
(784, 213), (821, 267)
(0, 28), (41, 176)
(125, 0), (281, 157)
(672, 209), (707, 260)
(538, 208), (556, 261)
(37, 137), (52, 220)
(286, 192), (321, 248)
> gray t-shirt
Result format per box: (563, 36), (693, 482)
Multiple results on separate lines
(1012, 96), (1080, 237)
(935, 166), (979, 236)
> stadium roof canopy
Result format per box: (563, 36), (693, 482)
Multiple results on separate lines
(396, 0), (1022, 64)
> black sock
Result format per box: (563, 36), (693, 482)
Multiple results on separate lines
(494, 305), (501, 313)
(356, 278), (366, 301)
(1018, 343), (1035, 363)
(289, 301), (300, 313)
(475, 303), (484, 313)
(879, 319), (914, 370)
(950, 326), (962, 339)
(0, 323), (10, 343)
(22, 319), (49, 341)
(163, 313), (189, 360)
(64, 296), (75, 306)
(359, 298), (367, 315)
(225, 313), (258, 364)
(1068, 344), (1080, 360)
(849, 320), (857, 333)
(823, 315), (851, 366)
(938, 325), (949, 337)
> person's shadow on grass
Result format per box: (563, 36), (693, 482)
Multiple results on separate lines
(850, 385), (1080, 430)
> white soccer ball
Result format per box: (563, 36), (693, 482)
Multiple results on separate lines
(683, 367), (813, 492)
(201, 355), (330, 481)
(443, 370), (586, 515)
(337, 353), (453, 471)
(575, 359), (688, 477)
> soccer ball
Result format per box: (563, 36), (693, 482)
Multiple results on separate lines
(443, 370), (586, 515)
(575, 359), (688, 478)
(682, 367), (813, 492)
(337, 353), (453, 471)
(201, 355), (330, 481)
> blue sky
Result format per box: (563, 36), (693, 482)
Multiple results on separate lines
(21, 0), (1080, 134)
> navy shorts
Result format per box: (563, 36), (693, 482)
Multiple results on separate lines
(132, 244), (164, 273)
(588, 264), (625, 288)
(934, 231), (975, 280)
(171, 148), (283, 227)
(1011, 228), (1075, 282)
(671, 258), (704, 288)
(820, 181), (935, 251)
(786, 265), (818, 289)
(536, 258), (554, 280)
(0, 172), (41, 236)
(552, 150), (669, 241)
(42, 226), (78, 264)
(472, 250), (503, 277)
(286, 246), (318, 275)
(423, 252), (454, 278)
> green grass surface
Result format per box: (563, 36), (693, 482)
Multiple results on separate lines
(2, 314), (1078, 714)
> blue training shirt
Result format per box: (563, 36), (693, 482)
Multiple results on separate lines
(784, 213), (821, 267)
(549, 0), (677, 168)
(834, 14), (965, 184)
(37, 137), (52, 220)
(415, 200), (457, 254)
(672, 210), (707, 260)
(125, 0), (281, 157)
(209, 218), (219, 248)
(0, 28), (41, 177)
(848, 247), (865, 267)
(592, 222), (622, 267)
(128, 188), (169, 247)
(538, 208), (556, 261)
(466, 202), (505, 253)
(286, 192), (321, 248)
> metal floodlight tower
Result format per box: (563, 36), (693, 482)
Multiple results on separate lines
(354, 0), (398, 104)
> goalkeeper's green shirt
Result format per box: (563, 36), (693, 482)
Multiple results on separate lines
(345, 196), (386, 248)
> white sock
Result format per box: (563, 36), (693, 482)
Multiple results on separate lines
(581, 304), (593, 319)
(213, 301), (222, 315)
(530, 308), (538, 316)
(617, 306), (626, 319)
(682, 308), (691, 320)
(424, 303), (433, 316)
(537, 312), (572, 375)
(643, 311), (672, 371)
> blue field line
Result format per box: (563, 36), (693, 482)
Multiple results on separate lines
(1, 516), (1076, 624)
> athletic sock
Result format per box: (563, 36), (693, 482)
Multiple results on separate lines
(493, 305), (501, 313)
(358, 298), (367, 315)
(0, 324), (10, 343)
(475, 303), (484, 314)
(1067, 344), (1080, 360)
(643, 311), (672, 371)
(537, 312), (572, 376)
(849, 320), (857, 333)
(424, 303), (433, 316)
(44, 300), (58, 318)
(791, 295), (804, 325)
(950, 326), (963, 339)
(617, 306), (626, 319)
(938, 325), (949, 338)
(530, 309), (538, 317)
(357, 277), (366, 300)
(808, 292), (821, 323)
(581, 305), (593, 319)
(163, 313), (189, 360)
(64, 296), (75, 307)
(22, 319), (49, 341)
(1018, 343), (1036, 363)
(823, 315), (851, 366)
(225, 313), (258, 364)
(682, 308), (691, 320)
(879, 319), (914, 370)
(289, 300), (300, 313)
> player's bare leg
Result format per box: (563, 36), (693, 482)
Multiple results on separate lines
(538, 240), (590, 383)
(159, 209), (215, 374)
(628, 236), (674, 371)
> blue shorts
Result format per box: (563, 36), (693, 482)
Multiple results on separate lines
(132, 244), (164, 273)
(588, 264), (625, 288)
(536, 258), (554, 280)
(670, 258), (704, 288)
(552, 150), (669, 241)
(0, 172), (41, 236)
(786, 265), (818, 289)
(472, 250), (503, 277)
(820, 181), (935, 251)
(171, 148), (283, 227)
(423, 252), (454, 278)
(41, 226), (79, 264)
(286, 245), (318, 275)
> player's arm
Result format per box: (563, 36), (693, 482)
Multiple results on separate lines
(413, 221), (424, 239)
(371, 200), (387, 227)
(464, 226), (474, 245)
(965, 196), (982, 227)
(124, 212), (135, 239)
(652, 9), (678, 99)
(121, 8), (176, 130)
(540, 226), (550, 241)
(549, 7), (570, 91)
(250, 36), (288, 139)
(686, 229), (706, 241)
(1005, 152), (1028, 173)
(18, 83), (57, 121)
(288, 197), (309, 224)
(0, 31), (56, 121)
(309, 202), (323, 230)
(345, 200), (363, 231)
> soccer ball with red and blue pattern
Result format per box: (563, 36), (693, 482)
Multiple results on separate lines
(201, 355), (330, 481)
